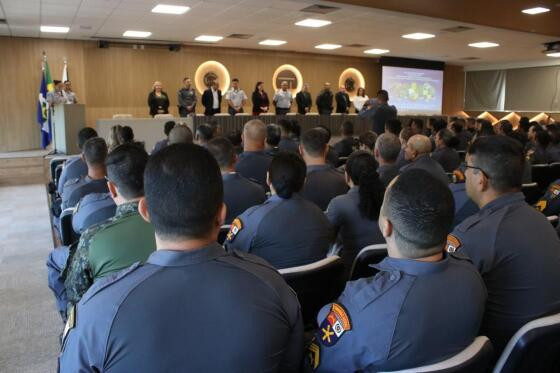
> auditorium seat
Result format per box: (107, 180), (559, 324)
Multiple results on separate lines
(49, 157), (70, 183)
(493, 311), (560, 373)
(349, 244), (388, 281)
(380, 336), (493, 373)
(154, 114), (173, 119)
(547, 215), (559, 227)
(531, 164), (552, 190)
(112, 114), (133, 119)
(521, 182), (541, 205)
(217, 224), (230, 245)
(60, 207), (80, 245)
(279, 255), (345, 328)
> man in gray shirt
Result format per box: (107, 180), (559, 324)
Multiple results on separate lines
(177, 77), (197, 117)
(274, 81), (293, 115)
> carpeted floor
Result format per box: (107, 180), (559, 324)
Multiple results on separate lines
(0, 184), (60, 372)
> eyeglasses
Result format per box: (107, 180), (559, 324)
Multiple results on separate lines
(464, 165), (489, 178)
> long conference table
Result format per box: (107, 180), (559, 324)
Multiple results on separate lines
(96, 114), (446, 152)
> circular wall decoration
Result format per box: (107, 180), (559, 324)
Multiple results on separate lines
(272, 64), (303, 97)
(194, 61), (230, 94)
(338, 68), (365, 101)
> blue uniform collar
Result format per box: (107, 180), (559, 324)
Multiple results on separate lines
(267, 192), (303, 203)
(306, 164), (333, 173)
(377, 254), (449, 276)
(147, 243), (227, 267)
(480, 192), (525, 213)
(348, 186), (359, 194)
(240, 150), (266, 158)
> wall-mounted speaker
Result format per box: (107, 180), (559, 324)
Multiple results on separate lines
(98, 40), (109, 49)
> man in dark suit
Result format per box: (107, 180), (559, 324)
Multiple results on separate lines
(335, 87), (350, 114)
(202, 81), (222, 116)
(316, 82), (334, 115)
(359, 89), (397, 135)
(296, 83), (312, 114)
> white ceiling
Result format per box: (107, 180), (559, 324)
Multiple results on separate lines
(0, 0), (558, 66)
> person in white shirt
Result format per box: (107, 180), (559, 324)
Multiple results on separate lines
(225, 78), (248, 115)
(63, 80), (78, 104)
(273, 81), (293, 116)
(352, 87), (369, 113)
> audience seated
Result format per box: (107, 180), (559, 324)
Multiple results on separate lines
(227, 130), (243, 154)
(225, 152), (333, 269)
(400, 134), (449, 185)
(431, 128), (461, 172)
(234, 119), (272, 187)
(265, 123), (281, 157)
(309, 169), (486, 372)
(357, 131), (377, 153)
(384, 118), (402, 136)
(449, 181), (479, 228)
(59, 143), (303, 372)
(448, 135), (560, 354)
(333, 121), (357, 157)
(206, 137), (266, 224)
(71, 192), (116, 234)
(326, 151), (385, 271)
(195, 123), (214, 147)
(316, 125), (340, 167)
(277, 119), (299, 153)
(57, 127), (98, 195)
(62, 144), (156, 309)
(451, 118), (472, 151)
(409, 117), (425, 135)
(168, 124), (193, 145)
(394, 126), (412, 169)
(535, 179), (560, 216)
(152, 120), (176, 153)
(300, 129), (349, 211)
(374, 133), (401, 186)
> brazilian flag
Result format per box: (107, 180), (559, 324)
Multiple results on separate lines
(37, 60), (53, 148)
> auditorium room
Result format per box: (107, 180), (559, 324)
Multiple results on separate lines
(2, 0), (560, 372)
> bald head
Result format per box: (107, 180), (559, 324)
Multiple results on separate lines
(405, 134), (432, 161)
(242, 119), (266, 151)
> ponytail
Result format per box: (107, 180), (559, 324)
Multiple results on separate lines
(346, 151), (384, 220)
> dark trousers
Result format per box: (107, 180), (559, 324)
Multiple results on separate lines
(178, 106), (195, 117)
(46, 246), (70, 316)
(276, 108), (290, 116)
(204, 108), (221, 116)
(229, 107), (244, 116)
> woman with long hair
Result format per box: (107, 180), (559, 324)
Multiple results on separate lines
(147, 81), (170, 117)
(251, 81), (269, 115)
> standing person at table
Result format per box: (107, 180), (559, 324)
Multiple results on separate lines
(62, 80), (78, 104)
(359, 89), (397, 135)
(296, 83), (312, 114)
(177, 77), (196, 117)
(251, 81), (269, 116)
(316, 82), (334, 115)
(147, 81), (169, 117)
(274, 81), (293, 116)
(202, 80), (222, 116)
(47, 80), (65, 105)
(353, 87), (368, 113)
(335, 86), (350, 114)
(225, 78), (248, 115)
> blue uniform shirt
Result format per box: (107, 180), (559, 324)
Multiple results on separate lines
(309, 253), (486, 372)
(449, 183), (479, 228)
(222, 172), (266, 224)
(400, 154), (449, 185)
(377, 164), (399, 187)
(278, 137), (300, 153)
(535, 178), (560, 216)
(234, 150), (272, 187)
(57, 156), (87, 195)
(302, 165), (348, 211)
(59, 243), (303, 372)
(449, 192), (560, 351)
(225, 194), (333, 269)
(72, 193), (117, 234)
(61, 176), (109, 210)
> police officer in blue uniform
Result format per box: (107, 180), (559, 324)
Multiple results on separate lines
(59, 143), (304, 372)
(207, 136), (266, 224)
(448, 135), (560, 354)
(449, 182), (479, 228)
(400, 134), (449, 185)
(308, 169), (486, 372)
(72, 192), (116, 234)
(57, 127), (98, 195)
(235, 119), (273, 187)
(535, 178), (560, 216)
(225, 152), (333, 269)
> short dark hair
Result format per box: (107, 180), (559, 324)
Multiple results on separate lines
(53, 79), (61, 85)
(341, 121), (354, 136)
(536, 130), (551, 148)
(519, 117), (530, 132)
(291, 120), (301, 139)
(207, 136), (234, 168)
(315, 125), (332, 142)
(301, 128), (327, 157)
(106, 144), (148, 199)
(232, 78), (239, 82)
(500, 120), (513, 135)
(77, 127), (98, 150)
(358, 131), (377, 151)
(377, 89), (389, 101)
(164, 121), (176, 136)
(382, 169), (454, 258)
(196, 124), (214, 143)
(385, 119), (402, 136)
(118, 126), (134, 143)
(168, 125), (193, 145)
(268, 152), (306, 199)
(411, 118), (424, 131)
(227, 130), (242, 147)
(437, 128), (459, 148)
(451, 120), (464, 134)
(278, 119), (292, 134)
(468, 135), (524, 192)
(183, 77), (190, 82)
(83, 137), (108, 166)
(346, 151), (383, 220)
(266, 124), (281, 146)
(432, 118), (447, 133)
(478, 120), (495, 137)
(144, 144), (223, 239)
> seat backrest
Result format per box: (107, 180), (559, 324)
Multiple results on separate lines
(75, 204), (117, 234)
(50, 157), (69, 182)
(531, 164), (551, 190)
(60, 207), (80, 246)
(217, 224), (231, 245)
(547, 215), (559, 227)
(521, 182), (542, 205)
(349, 244), (388, 281)
(493, 312), (560, 373)
(381, 336), (493, 373)
(279, 256), (345, 328)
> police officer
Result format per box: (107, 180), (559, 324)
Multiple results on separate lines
(535, 179), (560, 216)
(71, 192), (116, 234)
(265, 124), (281, 157)
(333, 121), (356, 158)
(431, 128), (461, 173)
(207, 136), (266, 224)
(449, 182), (479, 228)
(358, 90), (397, 135)
(57, 127), (98, 195)
(59, 144), (303, 372)
(278, 119), (299, 153)
(374, 133), (400, 187)
(300, 128), (348, 211)
(400, 134), (449, 185)
(448, 135), (560, 353)
(225, 78), (248, 115)
(63, 144), (155, 309)
(177, 77), (197, 117)
(234, 119), (273, 187)
(61, 137), (109, 210)
(152, 120), (176, 153)
(309, 169), (486, 372)
(226, 152), (333, 269)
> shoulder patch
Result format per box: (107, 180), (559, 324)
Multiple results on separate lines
(318, 303), (352, 347)
(446, 234), (462, 253)
(535, 200), (547, 212)
(308, 338), (321, 370)
(226, 218), (243, 242)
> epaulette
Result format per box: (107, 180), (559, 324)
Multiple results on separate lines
(82, 262), (142, 304)
(229, 250), (276, 271)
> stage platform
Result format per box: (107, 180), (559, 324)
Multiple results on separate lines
(0, 150), (64, 186)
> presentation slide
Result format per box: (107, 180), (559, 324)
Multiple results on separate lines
(382, 66), (444, 115)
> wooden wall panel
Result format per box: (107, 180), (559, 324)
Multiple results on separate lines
(442, 64), (465, 116)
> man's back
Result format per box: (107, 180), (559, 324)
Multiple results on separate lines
(58, 156), (87, 195)
(360, 102), (397, 135)
(333, 137), (355, 158)
(431, 147), (461, 172)
(235, 151), (272, 187)
(60, 244), (303, 372)
(278, 138), (299, 153)
(72, 192), (116, 234)
(377, 164), (399, 186)
(400, 154), (449, 185)
(223, 173), (266, 224)
(62, 176), (109, 209)
(302, 165), (348, 211)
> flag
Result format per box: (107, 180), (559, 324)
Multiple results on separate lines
(45, 60), (54, 92)
(37, 60), (53, 148)
(62, 60), (68, 82)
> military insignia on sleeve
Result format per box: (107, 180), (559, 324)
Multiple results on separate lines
(318, 303), (352, 347)
(535, 200), (547, 212)
(226, 218), (243, 242)
(308, 338), (321, 370)
(62, 305), (76, 348)
(452, 169), (465, 183)
(550, 185), (560, 199)
(446, 234), (462, 253)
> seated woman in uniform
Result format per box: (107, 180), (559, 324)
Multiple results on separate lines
(326, 151), (385, 273)
(431, 128), (461, 172)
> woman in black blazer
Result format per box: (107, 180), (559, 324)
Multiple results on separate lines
(147, 81), (170, 117)
(251, 81), (270, 116)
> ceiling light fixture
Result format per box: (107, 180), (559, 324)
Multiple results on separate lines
(123, 30), (152, 38)
(195, 35), (223, 42)
(295, 18), (331, 28)
(315, 43), (341, 50)
(151, 4), (190, 14)
(547, 52), (560, 57)
(364, 48), (389, 54)
(259, 39), (287, 46)
(40, 26), (69, 33)
(402, 32), (435, 40)
(468, 41), (500, 48)
(521, 7), (550, 15)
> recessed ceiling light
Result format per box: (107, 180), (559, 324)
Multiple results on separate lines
(364, 48), (389, 54)
(295, 18), (331, 28)
(522, 7), (550, 15)
(468, 41), (500, 48)
(123, 30), (151, 38)
(259, 39), (287, 46)
(195, 35), (223, 42)
(402, 32), (435, 40)
(547, 52), (560, 57)
(151, 4), (190, 14)
(40, 26), (69, 33)
(315, 43), (341, 50)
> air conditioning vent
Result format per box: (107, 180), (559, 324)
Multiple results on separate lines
(346, 43), (369, 48)
(460, 57), (481, 60)
(300, 5), (340, 14)
(441, 26), (474, 33)
(226, 34), (253, 39)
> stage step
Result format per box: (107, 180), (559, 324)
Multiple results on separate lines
(0, 151), (50, 186)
